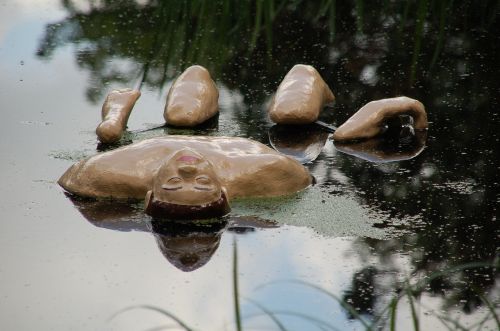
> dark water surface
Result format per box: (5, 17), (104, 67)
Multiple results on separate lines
(1, 1), (499, 330)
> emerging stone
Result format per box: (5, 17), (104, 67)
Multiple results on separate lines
(333, 96), (428, 142)
(268, 64), (335, 124)
(96, 88), (141, 144)
(164, 65), (219, 127)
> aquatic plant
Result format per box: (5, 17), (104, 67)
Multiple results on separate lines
(37, 0), (500, 102)
(112, 240), (499, 330)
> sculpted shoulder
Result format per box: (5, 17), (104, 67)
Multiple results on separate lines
(58, 136), (311, 201)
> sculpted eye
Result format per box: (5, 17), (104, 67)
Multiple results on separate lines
(162, 177), (182, 191)
(195, 176), (211, 185)
(168, 177), (182, 184)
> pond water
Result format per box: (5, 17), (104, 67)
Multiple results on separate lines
(0, 1), (498, 330)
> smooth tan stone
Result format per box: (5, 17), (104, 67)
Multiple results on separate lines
(268, 64), (335, 124)
(96, 88), (141, 143)
(58, 136), (312, 206)
(164, 65), (219, 127)
(333, 96), (428, 142)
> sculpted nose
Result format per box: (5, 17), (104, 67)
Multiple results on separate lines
(178, 164), (197, 177)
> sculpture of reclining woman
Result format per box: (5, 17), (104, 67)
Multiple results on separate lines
(59, 136), (312, 219)
(66, 63), (428, 221)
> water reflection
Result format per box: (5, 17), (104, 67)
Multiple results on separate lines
(268, 124), (329, 164)
(151, 220), (226, 272)
(334, 130), (427, 163)
(37, 0), (500, 327)
(66, 193), (278, 272)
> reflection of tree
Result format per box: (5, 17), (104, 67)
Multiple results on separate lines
(343, 266), (377, 317)
(40, 0), (500, 322)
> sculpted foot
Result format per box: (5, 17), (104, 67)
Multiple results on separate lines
(96, 88), (141, 144)
(333, 96), (428, 142)
(268, 64), (335, 125)
(164, 65), (219, 127)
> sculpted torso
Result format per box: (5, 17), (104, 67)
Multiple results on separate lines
(59, 136), (311, 202)
(268, 64), (335, 124)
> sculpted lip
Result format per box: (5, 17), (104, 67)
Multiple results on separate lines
(177, 155), (200, 163)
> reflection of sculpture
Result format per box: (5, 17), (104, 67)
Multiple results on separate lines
(67, 194), (278, 272)
(334, 131), (428, 163)
(333, 97), (428, 141)
(268, 64), (335, 124)
(164, 65), (219, 127)
(151, 217), (278, 272)
(268, 124), (329, 164)
(96, 88), (141, 144)
(59, 136), (312, 219)
(152, 221), (225, 272)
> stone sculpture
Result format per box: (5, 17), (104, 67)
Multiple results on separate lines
(64, 63), (430, 221)
(333, 97), (428, 141)
(59, 136), (312, 219)
(164, 65), (219, 127)
(96, 88), (141, 143)
(268, 64), (335, 124)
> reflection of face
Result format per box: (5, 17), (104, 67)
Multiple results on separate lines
(152, 148), (223, 205)
(155, 233), (221, 272)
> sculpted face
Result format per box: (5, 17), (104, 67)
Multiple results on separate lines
(152, 148), (223, 206)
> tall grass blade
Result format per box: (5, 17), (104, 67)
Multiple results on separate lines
(110, 305), (194, 331)
(433, 312), (469, 331)
(244, 310), (341, 331)
(256, 279), (372, 330)
(328, 0), (336, 42)
(430, 0), (453, 70)
(410, 0), (428, 85)
(315, 0), (333, 21)
(145, 325), (184, 331)
(245, 298), (289, 331)
(389, 297), (398, 331)
(405, 284), (419, 331)
(233, 238), (243, 331)
(476, 291), (500, 330)
(250, 0), (263, 50)
(354, 0), (364, 32)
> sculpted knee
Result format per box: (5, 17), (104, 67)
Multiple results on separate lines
(333, 96), (428, 142)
